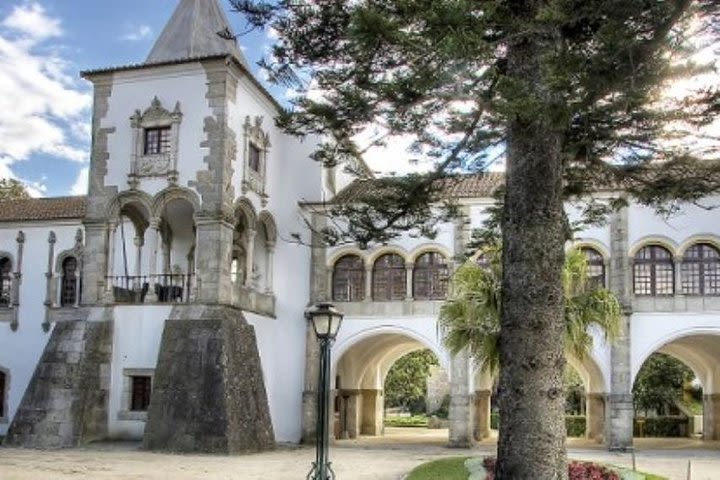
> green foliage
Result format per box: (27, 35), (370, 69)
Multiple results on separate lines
(633, 353), (696, 415)
(384, 415), (428, 428)
(384, 349), (438, 413)
(634, 416), (689, 437)
(406, 457), (471, 480)
(565, 368), (585, 415)
(439, 246), (621, 373)
(432, 394), (450, 419)
(565, 416), (587, 437)
(0, 179), (30, 201)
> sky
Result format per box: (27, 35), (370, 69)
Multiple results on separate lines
(0, 0), (284, 197)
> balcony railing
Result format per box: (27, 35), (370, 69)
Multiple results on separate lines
(106, 274), (194, 304)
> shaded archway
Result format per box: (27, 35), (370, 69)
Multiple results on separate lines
(332, 329), (448, 441)
(633, 332), (720, 440)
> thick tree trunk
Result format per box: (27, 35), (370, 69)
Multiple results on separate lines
(496, 36), (569, 480)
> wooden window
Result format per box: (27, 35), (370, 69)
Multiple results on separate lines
(60, 257), (79, 307)
(681, 243), (720, 295)
(248, 143), (262, 172)
(0, 257), (11, 307)
(332, 255), (365, 302)
(0, 370), (5, 418)
(633, 245), (674, 296)
(130, 376), (152, 412)
(372, 254), (406, 301)
(413, 252), (449, 300)
(581, 247), (605, 289)
(143, 127), (171, 155)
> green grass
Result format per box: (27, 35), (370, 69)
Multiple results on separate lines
(680, 399), (703, 415)
(406, 457), (470, 480)
(384, 414), (428, 427)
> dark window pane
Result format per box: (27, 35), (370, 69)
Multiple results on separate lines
(372, 254), (406, 301)
(413, 252), (449, 300)
(144, 127), (171, 155)
(60, 257), (79, 307)
(332, 255), (365, 301)
(130, 376), (152, 412)
(633, 245), (674, 296)
(581, 247), (605, 289)
(681, 243), (720, 295)
(0, 257), (12, 307)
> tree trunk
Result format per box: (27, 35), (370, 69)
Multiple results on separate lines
(496, 33), (569, 480)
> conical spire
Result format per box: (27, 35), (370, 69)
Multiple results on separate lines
(147, 0), (249, 67)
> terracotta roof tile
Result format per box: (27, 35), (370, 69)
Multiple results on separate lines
(0, 196), (86, 222)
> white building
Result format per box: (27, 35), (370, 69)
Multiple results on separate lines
(0, 0), (719, 452)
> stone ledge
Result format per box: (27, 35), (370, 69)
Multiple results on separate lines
(332, 300), (443, 317)
(118, 410), (148, 422)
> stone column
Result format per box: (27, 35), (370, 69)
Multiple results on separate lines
(146, 218), (161, 302)
(608, 204), (634, 451)
(302, 320), (320, 443)
(703, 394), (720, 441)
(404, 262), (413, 300)
(449, 349), (472, 447)
(337, 390), (361, 439)
(81, 221), (108, 304)
(265, 243), (275, 293)
(133, 235), (143, 289)
(360, 389), (384, 436)
(473, 390), (491, 440)
(586, 393), (606, 443)
(244, 228), (256, 288)
(103, 222), (117, 302)
(364, 265), (372, 301)
(45, 232), (57, 308)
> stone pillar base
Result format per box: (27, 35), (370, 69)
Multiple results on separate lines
(5, 316), (111, 448)
(703, 394), (720, 441)
(586, 393), (606, 443)
(142, 305), (274, 453)
(360, 389), (384, 436)
(449, 393), (473, 447)
(607, 393), (634, 451)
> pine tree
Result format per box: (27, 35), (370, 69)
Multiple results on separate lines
(0, 178), (30, 201)
(232, 1), (719, 477)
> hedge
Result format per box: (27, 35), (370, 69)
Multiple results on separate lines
(634, 416), (688, 437)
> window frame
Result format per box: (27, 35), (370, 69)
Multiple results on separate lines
(412, 251), (450, 300)
(372, 253), (407, 301)
(130, 375), (152, 412)
(332, 254), (365, 302)
(681, 243), (720, 296)
(633, 245), (675, 296)
(0, 256), (12, 308)
(581, 246), (606, 290)
(143, 126), (172, 156)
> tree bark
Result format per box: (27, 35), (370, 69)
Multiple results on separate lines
(496, 34), (569, 480)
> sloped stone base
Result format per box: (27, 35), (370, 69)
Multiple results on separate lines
(142, 306), (274, 453)
(5, 317), (112, 448)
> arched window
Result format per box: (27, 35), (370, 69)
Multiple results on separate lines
(681, 243), (720, 295)
(633, 245), (674, 296)
(413, 252), (449, 300)
(332, 255), (365, 302)
(581, 247), (605, 289)
(0, 257), (12, 307)
(60, 257), (79, 307)
(372, 254), (406, 301)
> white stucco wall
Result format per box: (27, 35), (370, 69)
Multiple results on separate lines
(0, 221), (82, 435)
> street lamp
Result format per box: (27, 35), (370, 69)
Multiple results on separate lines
(306, 302), (344, 480)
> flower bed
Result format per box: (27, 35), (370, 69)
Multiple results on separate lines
(483, 457), (620, 480)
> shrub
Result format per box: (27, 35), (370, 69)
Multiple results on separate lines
(432, 394), (450, 419)
(384, 415), (428, 427)
(634, 416), (688, 437)
(566, 415), (586, 437)
(490, 412), (499, 429)
(483, 458), (620, 480)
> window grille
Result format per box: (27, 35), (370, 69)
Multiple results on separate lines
(372, 254), (406, 301)
(413, 252), (449, 300)
(332, 255), (365, 302)
(681, 243), (720, 295)
(633, 245), (674, 296)
(130, 376), (152, 412)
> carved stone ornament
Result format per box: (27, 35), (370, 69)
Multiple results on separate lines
(128, 97), (183, 185)
(242, 116), (271, 203)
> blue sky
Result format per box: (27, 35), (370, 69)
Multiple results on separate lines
(0, 0), (278, 197)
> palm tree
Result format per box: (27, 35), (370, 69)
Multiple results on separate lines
(439, 245), (620, 374)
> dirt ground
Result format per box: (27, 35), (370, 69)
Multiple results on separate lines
(1, 428), (719, 480)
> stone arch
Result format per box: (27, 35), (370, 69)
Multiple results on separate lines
(367, 246), (410, 267)
(107, 191), (153, 228)
(571, 238), (611, 260)
(677, 234), (720, 257)
(327, 246), (367, 269)
(408, 243), (453, 264)
(234, 197), (257, 230)
(152, 186), (201, 219)
(629, 235), (679, 259)
(257, 211), (277, 246)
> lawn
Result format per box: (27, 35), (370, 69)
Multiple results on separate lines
(384, 414), (429, 427)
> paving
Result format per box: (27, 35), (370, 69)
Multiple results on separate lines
(0, 428), (718, 480)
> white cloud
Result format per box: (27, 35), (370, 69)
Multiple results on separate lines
(2, 3), (61, 42)
(70, 166), (88, 196)
(120, 24), (152, 42)
(0, 2), (91, 185)
(0, 155), (46, 197)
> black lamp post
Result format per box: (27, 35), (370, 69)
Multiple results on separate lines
(305, 302), (344, 480)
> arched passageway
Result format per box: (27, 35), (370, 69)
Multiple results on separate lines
(634, 333), (720, 441)
(332, 330), (448, 441)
